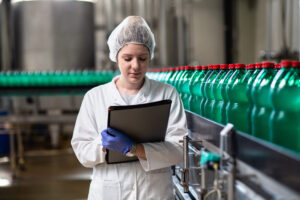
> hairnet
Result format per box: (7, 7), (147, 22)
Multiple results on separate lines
(107, 16), (156, 62)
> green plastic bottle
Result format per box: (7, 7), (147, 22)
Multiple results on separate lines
(211, 64), (228, 123)
(174, 66), (186, 93)
(200, 65), (214, 117)
(0, 71), (6, 86)
(226, 63), (248, 133)
(251, 62), (275, 141)
(178, 66), (193, 98)
(168, 67), (180, 86)
(220, 64), (235, 124)
(270, 60), (300, 153)
(203, 64), (220, 119)
(188, 66), (202, 114)
(180, 66), (195, 110)
(10, 71), (21, 87)
(156, 68), (165, 82)
(20, 71), (31, 87)
(189, 66), (208, 115)
(245, 64), (260, 134)
(164, 68), (175, 84)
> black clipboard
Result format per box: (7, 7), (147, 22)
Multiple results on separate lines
(105, 99), (172, 164)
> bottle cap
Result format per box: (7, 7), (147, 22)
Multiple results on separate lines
(262, 62), (274, 68)
(175, 66), (181, 71)
(274, 64), (281, 69)
(228, 64), (235, 69)
(213, 64), (220, 69)
(208, 65), (214, 69)
(202, 66), (208, 70)
(184, 66), (194, 70)
(180, 66), (185, 70)
(246, 64), (255, 69)
(291, 61), (300, 68)
(220, 64), (228, 69)
(235, 63), (245, 69)
(255, 63), (262, 69)
(195, 65), (202, 70)
(170, 67), (176, 71)
(281, 60), (292, 67)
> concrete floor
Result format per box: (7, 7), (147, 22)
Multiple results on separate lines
(0, 149), (91, 200)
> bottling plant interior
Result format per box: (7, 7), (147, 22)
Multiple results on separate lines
(0, 0), (299, 200)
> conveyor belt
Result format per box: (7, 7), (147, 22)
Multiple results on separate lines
(0, 85), (97, 96)
(185, 110), (300, 195)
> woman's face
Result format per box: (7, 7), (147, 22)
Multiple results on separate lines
(117, 44), (150, 87)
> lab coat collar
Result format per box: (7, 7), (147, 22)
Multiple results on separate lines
(109, 75), (150, 105)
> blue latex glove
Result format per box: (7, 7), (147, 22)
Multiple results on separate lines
(101, 127), (133, 155)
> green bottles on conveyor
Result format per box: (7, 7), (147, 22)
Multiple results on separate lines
(174, 66), (185, 92)
(195, 66), (208, 116)
(180, 66), (195, 110)
(211, 64), (228, 123)
(203, 64), (220, 119)
(251, 62), (275, 141)
(200, 65), (214, 117)
(245, 64), (259, 134)
(168, 67), (181, 86)
(189, 66), (206, 115)
(0, 70), (114, 87)
(270, 60), (300, 153)
(226, 63), (248, 133)
(220, 64), (235, 124)
(164, 68), (176, 84)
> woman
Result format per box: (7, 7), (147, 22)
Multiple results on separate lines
(71, 16), (187, 200)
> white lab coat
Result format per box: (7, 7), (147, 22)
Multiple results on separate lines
(71, 76), (188, 200)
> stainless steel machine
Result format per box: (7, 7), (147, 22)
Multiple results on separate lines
(173, 111), (300, 200)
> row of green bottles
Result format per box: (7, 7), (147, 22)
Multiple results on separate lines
(270, 61), (300, 153)
(0, 70), (115, 87)
(147, 60), (300, 154)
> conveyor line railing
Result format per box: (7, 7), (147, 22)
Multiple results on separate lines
(173, 111), (300, 200)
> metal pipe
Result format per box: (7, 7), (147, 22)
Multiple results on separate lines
(159, 0), (167, 66)
(137, 0), (146, 18)
(176, 0), (185, 65)
(1, 0), (12, 70)
(200, 150), (206, 200)
(288, 0), (293, 48)
(298, 0), (300, 60)
(223, 0), (233, 64)
(227, 163), (235, 200)
(105, 0), (116, 32)
(266, 0), (273, 57)
(180, 135), (189, 193)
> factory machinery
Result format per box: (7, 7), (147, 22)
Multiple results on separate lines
(173, 112), (300, 200)
(0, 69), (299, 199)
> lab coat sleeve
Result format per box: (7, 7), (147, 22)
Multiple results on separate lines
(139, 87), (187, 171)
(71, 92), (105, 168)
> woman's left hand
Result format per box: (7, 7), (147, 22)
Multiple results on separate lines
(101, 127), (133, 155)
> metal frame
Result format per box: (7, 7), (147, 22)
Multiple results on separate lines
(0, 114), (77, 177)
(175, 111), (300, 199)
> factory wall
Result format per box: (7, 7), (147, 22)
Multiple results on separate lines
(186, 0), (225, 66)
(237, 0), (299, 64)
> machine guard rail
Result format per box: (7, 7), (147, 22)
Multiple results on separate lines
(185, 110), (300, 196)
